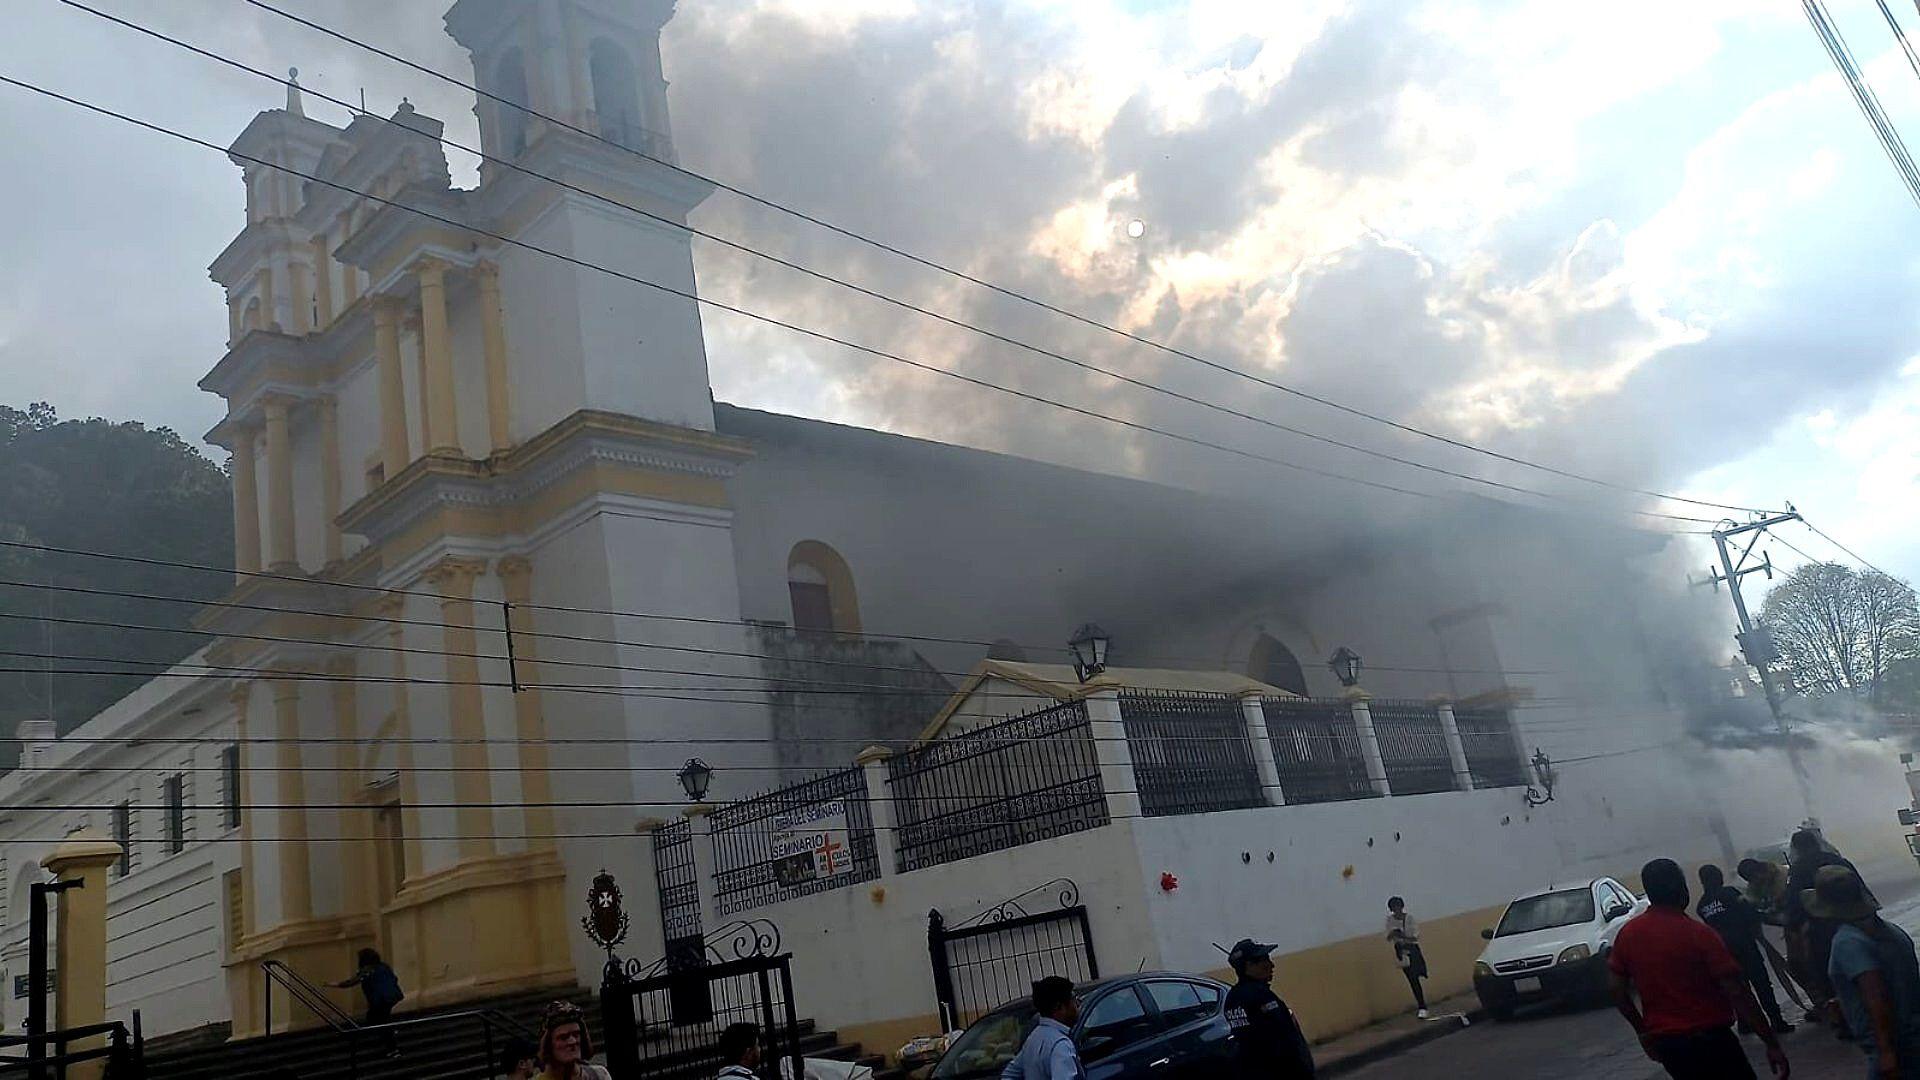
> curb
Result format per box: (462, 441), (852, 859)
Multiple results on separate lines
(1319, 1008), (1488, 1076)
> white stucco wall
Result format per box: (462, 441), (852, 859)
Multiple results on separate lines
(725, 822), (1154, 1037)
(0, 663), (238, 1037)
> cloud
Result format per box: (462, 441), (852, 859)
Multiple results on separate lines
(0, 0), (1915, 586)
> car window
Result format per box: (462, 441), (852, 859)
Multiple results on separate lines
(1080, 986), (1161, 1062)
(1495, 888), (1597, 936)
(930, 1008), (1034, 1079)
(1605, 882), (1634, 912)
(1144, 980), (1217, 1029)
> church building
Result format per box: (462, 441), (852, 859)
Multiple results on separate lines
(0, 0), (1788, 1055)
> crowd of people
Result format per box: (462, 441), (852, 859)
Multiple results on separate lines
(1607, 829), (1920, 1080)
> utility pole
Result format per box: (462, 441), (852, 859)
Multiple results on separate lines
(1697, 507), (1814, 818)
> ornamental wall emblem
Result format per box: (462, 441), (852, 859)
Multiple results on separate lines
(582, 869), (630, 956)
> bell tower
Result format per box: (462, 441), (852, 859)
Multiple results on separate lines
(445, 0), (716, 435)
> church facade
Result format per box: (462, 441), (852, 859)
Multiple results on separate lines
(0, 0), (1813, 1050)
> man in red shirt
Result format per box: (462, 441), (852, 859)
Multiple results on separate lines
(1610, 858), (1790, 1079)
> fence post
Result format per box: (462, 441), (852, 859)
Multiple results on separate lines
(1436, 701), (1474, 791)
(856, 747), (899, 876)
(1081, 687), (1142, 820)
(1346, 690), (1392, 797)
(631, 817), (668, 954)
(1238, 692), (1286, 807)
(682, 804), (722, 933)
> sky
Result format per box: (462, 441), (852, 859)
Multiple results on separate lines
(0, 0), (1918, 600)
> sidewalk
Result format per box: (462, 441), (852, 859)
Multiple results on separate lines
(1315, 992), (1484, 1076)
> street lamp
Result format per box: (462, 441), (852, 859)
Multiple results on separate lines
(1328, 647), (1363, 688)
(1523, 749), (1557, 807)
(1068, 623), (1111, 683)
(677, 757), (714, 802)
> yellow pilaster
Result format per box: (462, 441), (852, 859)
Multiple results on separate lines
(478, 261), (512, 454)
(561, 3), (592, 127)
(377, 596), (426, 881)
(373, 299), (410, 478)
(290, 261), (312, 334)
(337, 214), (360, 307)
(329, 656), (372, 917)
(425, 557), (494, 858)
(405, 308), (430, 455)
(416, 258), (460, 457)
(496, 557), (553, 845)
(319, 396), (342, 565)
(261, 265), (276, 331)
(310, 237), (334, 328)
(272, 677), (313, 923)
(232, 682), (256, 940)
(40, 831), (122, 1080)
(263, 396), (298, 572)
(227, 294), (243, 346)
(230, 426), (262, 579)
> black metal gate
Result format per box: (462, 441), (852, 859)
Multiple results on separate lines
(651, 820), (704, 971)
(928, 879), (1097, 1031)
(600, 921), (801, 1080)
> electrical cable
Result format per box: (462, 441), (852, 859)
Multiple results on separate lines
(1805, 0), (1920, 207)
(0, 73), (1449, 506)
(231, 0), (1780, 519)
(43, 0), (1739, 522)
(0, 536), (1575, 677)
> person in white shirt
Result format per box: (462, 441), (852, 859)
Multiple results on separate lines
(1001, 976), (1084, 1080)
(716, 1022), (761, 1079)
(1386, 896), (1430, 1018)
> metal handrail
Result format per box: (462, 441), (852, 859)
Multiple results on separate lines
(260, 959), (357, 1038)
(334, 1008), (533, 1080)
(0, 1020), (140, 1079)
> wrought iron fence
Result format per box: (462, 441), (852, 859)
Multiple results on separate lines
(1455, 707), (1526, 788)
(1117, 690), (1264, 816)
(1259, 697), (1377, 803)
(887, 700), (1108, 873)
(1369, 700), (1457, 796)
(652, 820), (703, 954)
(708, 766), (880, 916)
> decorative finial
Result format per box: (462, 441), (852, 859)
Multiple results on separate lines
(285, 66), (304, 117)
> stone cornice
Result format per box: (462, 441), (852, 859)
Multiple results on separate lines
(337, 409), (752, 548)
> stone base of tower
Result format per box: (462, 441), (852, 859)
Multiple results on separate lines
(222, 850), (572, 1040)
(225, 914), (378, 1040)
(377, 849), (575, 1010)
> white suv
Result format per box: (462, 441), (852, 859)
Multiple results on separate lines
(1472, 877), (1645, 1020)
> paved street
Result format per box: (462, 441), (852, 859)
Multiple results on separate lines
(1345, 872), (1920, 1080)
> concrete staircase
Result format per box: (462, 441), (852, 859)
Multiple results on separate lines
(142, 986), (888, 1080)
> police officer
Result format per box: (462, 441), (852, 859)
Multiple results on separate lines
(1224, 939), (1316, 1079)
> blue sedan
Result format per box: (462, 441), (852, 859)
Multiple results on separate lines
(930, 973), (1237, 1079)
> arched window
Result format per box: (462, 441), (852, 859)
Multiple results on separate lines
(495, 49), (532, 158)
(1250, 633), (1308, 696)
(588, 39), (644, 149)
(787, 541), (861, 634)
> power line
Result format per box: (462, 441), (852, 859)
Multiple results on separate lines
(1805, 0), (1920, 207)
(0, 537), (1565, 678)
(1878, 0), (1920, 85)
(0, 73), (1453, 508)
(1804, 520), (1901, 580)
(45, 0), (1738, 522)
(232, 0), (1777, 519)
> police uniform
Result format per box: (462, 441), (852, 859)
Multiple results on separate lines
(1224, 940), (1315, 1079)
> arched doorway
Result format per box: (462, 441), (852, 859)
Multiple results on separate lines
(1249, 633), (1309, 696)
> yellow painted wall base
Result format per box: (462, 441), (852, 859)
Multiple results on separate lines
(224, 915), (377, 1040)
(378, 849), (576, 1010)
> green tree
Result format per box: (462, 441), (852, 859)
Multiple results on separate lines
(1759, 560), (1920, 706)
(0, 402), (233, 767)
